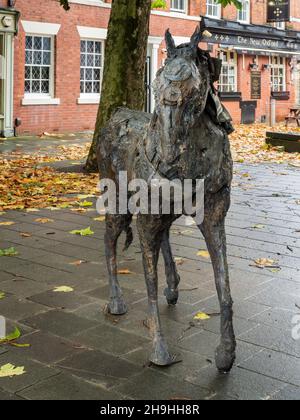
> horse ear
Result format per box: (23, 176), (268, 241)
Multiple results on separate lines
(165, 29), (176, 55)
(190, 21), (205, 49)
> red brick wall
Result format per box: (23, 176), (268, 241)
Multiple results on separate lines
(12, 0), (202, 135)
(7, 0), (300, 133)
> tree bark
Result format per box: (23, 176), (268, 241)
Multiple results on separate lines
(85, 0), (152, 172)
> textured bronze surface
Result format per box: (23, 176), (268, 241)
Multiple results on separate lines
(97, 25), (236, 373)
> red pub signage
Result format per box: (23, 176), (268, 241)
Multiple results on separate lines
(267, 0), (290, 23)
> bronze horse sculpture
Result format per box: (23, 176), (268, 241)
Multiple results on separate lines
(97, 25), (236, 373)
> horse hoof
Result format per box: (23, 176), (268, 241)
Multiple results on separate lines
(108, 297), (128, 315)
(149, 351), (177, 367)
(215, 344), (236, 374)
(149, 337), (178, 366)
(164, 288), (179, 306)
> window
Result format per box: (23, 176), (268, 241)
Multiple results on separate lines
(206, 0), (221, 18)
(218, 50), (237, 92)
(270, 56), (286, 92)
(237, 0), (250, 23)
(170, 0), (187, 13)
(25, 35), (52, 95)
(80, 39), (103, 96)
(274, 21), (285, 30)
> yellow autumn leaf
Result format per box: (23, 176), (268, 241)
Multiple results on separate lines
(197, 250), (210, 259)
(254, 258), (278, 268)
(0, 221), (15, 226)
(0, 363), (26, 378)
(53, 286), (74, 293)
(253, 224), (265, 229)
(35, 218), (54, 224)
(174, 257), (185, 266)
(94, 216), (106, 222)
(193, 312), (211, 321)
(117, 269), (132, 275)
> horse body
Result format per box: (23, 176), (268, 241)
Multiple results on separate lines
(97, 25), (236, 373)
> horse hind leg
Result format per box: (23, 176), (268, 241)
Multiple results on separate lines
(104, 214), (132, 315)
(161, 229), (181, 305)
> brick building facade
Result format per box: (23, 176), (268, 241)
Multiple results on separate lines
(1, 0), (300, 136)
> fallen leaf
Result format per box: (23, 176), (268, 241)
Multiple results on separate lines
(20, 232), (31, 238)
(69, 260), (87, 266)
(0, 247), (18, 257)
(77, 194), (95, 200)
(78, 201), (93, 208)
(53, 286), (74, 293)
(193, 312), (211, 321)
(0, 221), (15, 226)
(252, 224), (265, 229)
(35, 218), (54, 224)
(117, 269), (132, 275)
(0, 327), (21, 343)
(197, 250), (210, 259)
(0, 292), (5, 299)
(25, 208), (40, 213)
(0, 364), (25, 378)
(9, 343), (31, 348)
(69, 227), (94, 236)
(174, 257), (185, 266)
(94, 216), (106, 222)
(254, 258), (279, 269)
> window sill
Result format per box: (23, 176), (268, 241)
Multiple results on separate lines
(22, 96), (60, 106)
(77, 95), (100, 105)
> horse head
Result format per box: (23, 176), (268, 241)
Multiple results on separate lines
(151, 24), (211, 166)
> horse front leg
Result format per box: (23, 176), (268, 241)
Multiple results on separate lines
(137, 217), (176, 366)
(104, 214), (130, 315)
(200, 217), (236, 373)
(161, 229), (181, 305)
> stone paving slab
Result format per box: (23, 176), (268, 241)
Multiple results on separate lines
(0, 160), (300, 400)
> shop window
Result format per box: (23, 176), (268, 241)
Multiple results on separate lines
(270, 56), (286, 92)
(170, 0), (188, 13)
(206, 0), (221, 19)
(237, 0), (250, 24)
(80, 39), (103, 96)
(24, 35), (53, 95)
(218, 50), (237, 93)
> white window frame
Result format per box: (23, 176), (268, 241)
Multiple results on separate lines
(218, 50), (238, 93)
(77, 26), (106, 104)
(170, 0), (188, 14)
(273, 21), (285, 30)
(237, 0), (250, 24)
(79, 39), (104, 104)
(21, 21), (60, 106)
(23, 35), (56, 103)
(206, 0), (221, 19)
(270, 55), (286, 92)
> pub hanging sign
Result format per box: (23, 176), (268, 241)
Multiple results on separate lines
(267, 0), (290, 22)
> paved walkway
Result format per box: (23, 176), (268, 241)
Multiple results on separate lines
(0, 138), (299, 400)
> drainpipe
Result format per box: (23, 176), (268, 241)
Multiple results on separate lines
(270, 97), (276, 127)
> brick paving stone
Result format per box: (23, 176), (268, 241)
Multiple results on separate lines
(239, 348), (300, 387)
(22, 310), (99, 338)
(0, 352), (60, 394)
(57, 349), (142, 389)
(17, 372), (122, 400)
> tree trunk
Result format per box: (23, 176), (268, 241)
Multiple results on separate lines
(85, 0), (152, 172)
